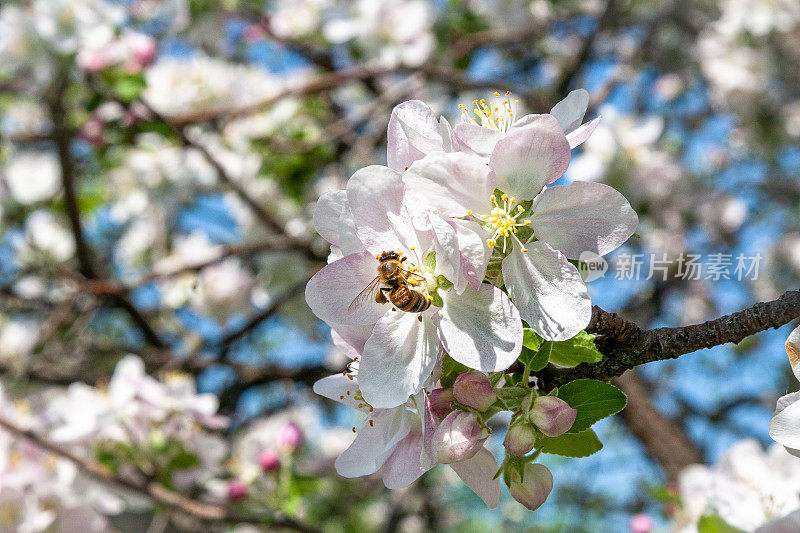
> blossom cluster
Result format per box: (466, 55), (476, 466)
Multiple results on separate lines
(306, 90), (638, 509)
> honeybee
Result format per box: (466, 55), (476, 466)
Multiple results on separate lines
(348, 251), (431, 316)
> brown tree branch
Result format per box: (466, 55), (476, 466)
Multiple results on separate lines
(538, 290), (800, 387)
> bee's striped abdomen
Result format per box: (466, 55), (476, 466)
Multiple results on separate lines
(389, 286), (430, 313)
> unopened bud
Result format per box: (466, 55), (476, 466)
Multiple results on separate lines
(629, 513), (654, 533)
(530, 396), (577, 437)
(258, 450), (281, 473)
(277, 421), (304, 452)
(430, 411), (488, 464)
(428, 388), (455, 419)
(503, 421), (537, 456)
(227, 480), (248, 501)
(507, 463), (553, 511)
(453, 372), (497, 411)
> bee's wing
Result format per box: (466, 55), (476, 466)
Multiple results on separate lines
(347, 276), (382, 314)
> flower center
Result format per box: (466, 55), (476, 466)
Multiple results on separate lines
(459, 91), (518, 133)
(473, 194), (531, 253)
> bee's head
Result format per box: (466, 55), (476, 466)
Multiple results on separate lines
(378, 251), (401, 262)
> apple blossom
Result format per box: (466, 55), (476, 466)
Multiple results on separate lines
(402, 148), (637, 340)
(425, 410), (488, 464)
(529, 396), (577, 437)
(453, 372), (497, 411)
(227, 480), (249, 501)
(428, 387), (455, 420)
(277, 421), (304, 452)
(312, 354), (500, 507)
(306, 166), (523, 408)
(503, 421), (537, 456)
(258, 450), (281, 473)
(506, 462), (554, 511)
(769, 326), (800, 456)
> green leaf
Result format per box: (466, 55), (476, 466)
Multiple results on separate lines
(166, 450), (200, 471)
(697, 514), (746, 533)
(548, 331), (603, 367)
(557, 379), (627, 433)
(495, 387), (532, 411)
(113, 74), (146, 104)
(440, 355), (470, 388)
(537, 428), (602, 457)
(523, 329), (543, 350)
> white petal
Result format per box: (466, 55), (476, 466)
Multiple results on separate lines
(335, 408), (412, 478)
(566, 116), (600, 149)
(347, 165), (422, 255)
(449, 218), (491, 291)
(550, 89), (589, 134)
(437, 284), (523, 371)
(381, 431), (428, 489)
(502, 241), (591, 341)
(313, 374), (365, 411)
(531, 182), (638, 259)
(489, 115), (571, 198)
(313, 190), (346, 246)
(452, 122), (503, 157)
(786, 326), (800, 382)
(387, 100), (442, 172)
(449, 447), (501, 509)
(331, 323), (372, 356)
(305, 251), (386, 326)
(359, 312), (441, 408)
(439, 116), (454, 152)
(429, 213), (465, 294)
(770, 399), (800, 449)
(403, 151), (494, 217)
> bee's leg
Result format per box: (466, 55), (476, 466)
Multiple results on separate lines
(375, 287), (389, 304)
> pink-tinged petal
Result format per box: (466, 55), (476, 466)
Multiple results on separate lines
(786, 326), (800, 382)
(429, 411), (487, 464)
(334, 408), (412, 478)
(305, 251), (385, 326)
(313, 190), (346, 246)
(429, 213), (464, 294)
(450, 218), (491, 291)
(337, 202), (364, 256)
(359, 311), (441, 408)
(453, 372), (496, 411)
(508, 113), (547, 130)
(403, 151), (494, 217)
(331, 323), (372, 357)
(489, 115), (571, 198)
(428, 388), (455, 420)
(508, 463), (554, 511)
(530, 396), (577, 437)
(566, 116), (600, 149)
(347, 165), (422, 255)
(502, 242), (591, 341)
(453, 122), (503, 157)
(312, 374), (365, 411)
(450, 447), (501, 509)
(417, 392), (439, 469)
(531, 182), (638, 259)
(437, 284), (523, 371)
(550, 89), (589, 134)
(382, 430), (428, 489)
(770, 398), (800, 449)
(387, 100), (442, 172)
(756, 510), (800, 533)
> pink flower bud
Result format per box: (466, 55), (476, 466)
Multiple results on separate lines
(430, 411), (488, 464)
(508, 463), (553, 511)
(258, 450), (281, 473)
(131, 34), (156, 67)
(277, 421), (304, 451)
(227, 480), (248, 501)
(629, 513), (653, 533)
(453, 372), (497, 411)
(503, 422), (537, 456)
(530, 396), (577, 437)
(428, 388), (455, 419)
